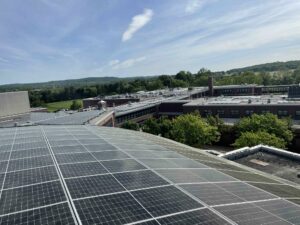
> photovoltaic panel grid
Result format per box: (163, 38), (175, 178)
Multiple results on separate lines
(0, 110), (102, 128)
(0, 125), (299, 225)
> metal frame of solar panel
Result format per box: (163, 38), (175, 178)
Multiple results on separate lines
(0, 110), (103, 128)
(0, 125), (300, 225)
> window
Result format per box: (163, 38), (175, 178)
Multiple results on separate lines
(245, 110), (254, 115)
(296, 111), (300, 116)
(204, 110), (212, 115)
(278, 110), (288, 116)
(231, 110), (239, 115)
(217, 110), (224, 115)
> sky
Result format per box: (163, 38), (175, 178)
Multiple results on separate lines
(1, 0), (300, 84)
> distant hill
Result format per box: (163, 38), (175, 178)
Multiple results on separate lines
(1, 60), (299, 91)
(227, 60), (300, 74)
(0, 76), (153, 91)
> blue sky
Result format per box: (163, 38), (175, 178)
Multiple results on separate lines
(1, 0), (300, 84)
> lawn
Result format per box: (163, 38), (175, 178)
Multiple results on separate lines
(45, 99), (82, 112)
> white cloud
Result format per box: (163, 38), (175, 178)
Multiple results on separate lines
(40, 0), (62, 10)
(122, 9), (153, 42)
(112, 56), (146, 69)
(108, 59), (119, 66)
(185, 0), (206, 14)
(0, 57), (9, 63)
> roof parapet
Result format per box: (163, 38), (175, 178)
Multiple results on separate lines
(219, 144), (300, 161)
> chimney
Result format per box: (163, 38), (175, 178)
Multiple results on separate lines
(208, 76), (214, 96)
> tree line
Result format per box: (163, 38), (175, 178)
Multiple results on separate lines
(121, 113), (294, 150)
(28, 66), (300, 107)
(1, 63), (300, 107)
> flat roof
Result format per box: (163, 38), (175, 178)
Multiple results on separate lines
(184, 95), (300, 106)
(115, 96), (189, 116)
(213, 84), (259, 89)
(231, 151), (300, 184)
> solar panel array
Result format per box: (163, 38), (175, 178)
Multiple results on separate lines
(0, 125), (299, 225)
(0, 110), (102, 128)
(36, 110), (102, 125)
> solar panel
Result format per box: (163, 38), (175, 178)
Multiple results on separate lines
(66, 174), (125, 199)
(0, 145), (11, 153)
(74, 192), (152, 225)
(13, 142), (48, 151)
(255, 199), (300, 224)
(0, 140), (13, 146)
(215, 202), (292, 225)
(49, 140), (79, 147)
(59, 161), (107, 178)
(0, 174), (4, 188)
(123, 150), (160, 159)
(4, 166), (59, 189)
(0, 203), (76, 225)
(79, 139), (106, 145)
(101, 158), (147, 173)
(186, 158), (248, 171)
(191, 169), (237, 182)
(0, 161), (8, 173)
(0, 125), (299, 225)
(36, 110), (102, 125)
(152, 151), (185, 159)
(220, 169), (281, 183)
(0, 181), (66, 215)
(91, 151), (130, 161)
(14, 137), (45, 144)
(0, 152), (10, 161)
(168, 158), (209, 168)
(216, 182), (277, 201)
(134, 220), (159, 225)
(51, 145), (87, 154)
(7, 155), (54, 172)
(54, 153), (96, 164)
(10, 148), (50, 159)
(156, 169), (209, 184)
(247, 182), (300, 199)
(139, 158), (180, 169)
(131, 186), (203, 217)
(47, 135), (75, 141)
(157, 208), (231, 225)
(84, 143), (118, 152)
(74, 134), (99, 140)
(113, 170), (169, 190)
(180, 183), (246, 205)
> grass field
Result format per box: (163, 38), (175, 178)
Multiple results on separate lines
(45, 99), (82, 112)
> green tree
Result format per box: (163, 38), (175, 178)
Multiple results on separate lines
(158, 117), (173, 138)
(293, 67), (300, 84)
(261, 72), (271, 86)
(142, 118), (160, 135)
(121, 121), (140, 131)
(170, 114), (220, 146)
(206, 115), (230, 135)
(233, 131), (286, 149)
(175, 71), (193, 82)
(206, 115), (224, 128)
(70, 100), (82, 110)
(234, 113), (293, 147)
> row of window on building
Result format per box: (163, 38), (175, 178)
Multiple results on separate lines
(115, 107), (157, 124)
(202, 109), (295, 117)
